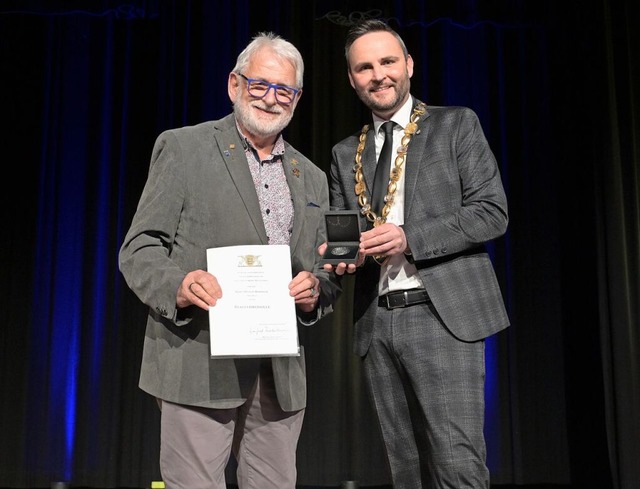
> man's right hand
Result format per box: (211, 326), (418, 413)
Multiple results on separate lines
(177, 270), (222, 310)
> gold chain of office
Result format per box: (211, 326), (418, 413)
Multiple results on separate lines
(353, 102), (427, 227)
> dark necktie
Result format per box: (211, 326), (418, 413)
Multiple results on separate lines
(371, 121), (395, 213)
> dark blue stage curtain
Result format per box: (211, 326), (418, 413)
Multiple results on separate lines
(3, 1), (635, 488)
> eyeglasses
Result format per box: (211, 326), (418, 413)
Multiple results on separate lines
(237, 73), (300, 105)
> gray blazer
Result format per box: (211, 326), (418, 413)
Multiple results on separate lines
(330, 101), (510, 356)
(119, 114), (339, 411)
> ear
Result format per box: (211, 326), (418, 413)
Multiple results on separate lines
(228, 72), (240, 103)
(407, 54), (414, 78)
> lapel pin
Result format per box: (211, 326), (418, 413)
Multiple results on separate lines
(292, 168), (300, 178)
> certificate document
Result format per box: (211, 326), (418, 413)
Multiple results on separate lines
(206, 244), (299, 358)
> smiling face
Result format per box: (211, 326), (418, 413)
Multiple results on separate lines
(347, 31), (413, 120)
(228, 46), (301, 143)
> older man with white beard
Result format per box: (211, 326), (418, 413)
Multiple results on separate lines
(119, 32), (340, 489)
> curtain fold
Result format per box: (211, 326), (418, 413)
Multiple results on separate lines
(1, 1), (638, 488)
(598, 2), (640, 488)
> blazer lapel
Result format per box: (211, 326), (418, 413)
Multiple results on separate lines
(283, 152), (305, 252)
(403, 105), (431, 218)
(214, 126), (269, 244)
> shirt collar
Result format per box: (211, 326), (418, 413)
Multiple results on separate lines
(234, 119), (286, 157)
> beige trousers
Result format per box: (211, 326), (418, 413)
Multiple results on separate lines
(158, 360), (304, 489)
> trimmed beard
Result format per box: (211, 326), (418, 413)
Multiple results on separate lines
(233, 93), (294, 139)
(357, 71), (411, 115)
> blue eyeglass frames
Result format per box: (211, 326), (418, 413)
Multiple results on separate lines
(237, 73), (301, 105)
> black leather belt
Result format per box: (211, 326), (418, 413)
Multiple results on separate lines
(378, 288), (431, 309)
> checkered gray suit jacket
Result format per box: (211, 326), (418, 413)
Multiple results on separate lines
(330, 100), (510, 356)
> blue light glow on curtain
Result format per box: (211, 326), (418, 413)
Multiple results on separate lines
(25, 11), (129, 480)
(28, 16), (91, 480)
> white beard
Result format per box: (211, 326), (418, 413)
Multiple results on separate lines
(233, 94), (294, 138)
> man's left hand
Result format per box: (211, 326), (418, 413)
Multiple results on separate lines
(359, 222), (408, 258)
(290, 270), (320, 312)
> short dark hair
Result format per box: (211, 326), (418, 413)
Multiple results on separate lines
(344, 19), (409, 62)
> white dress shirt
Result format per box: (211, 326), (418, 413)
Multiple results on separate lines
(372, 96), (425, 295)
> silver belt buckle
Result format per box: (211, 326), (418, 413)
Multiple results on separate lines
(386, 292), (405, 309)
